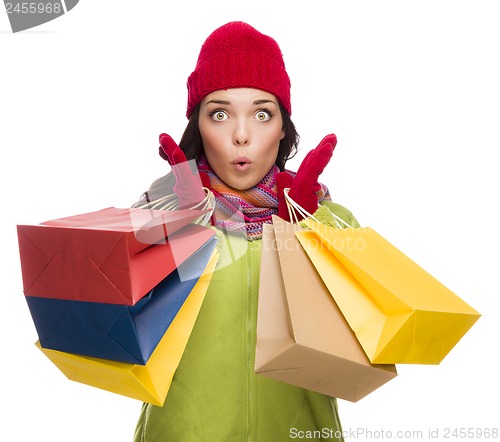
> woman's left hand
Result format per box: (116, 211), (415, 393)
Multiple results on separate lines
(277, 134), (336, 221)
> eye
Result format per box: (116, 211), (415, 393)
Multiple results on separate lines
(255, 110), (272, 122)
(211, 110), (228, 121)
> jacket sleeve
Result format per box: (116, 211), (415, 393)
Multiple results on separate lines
(316, 200), (361, 228)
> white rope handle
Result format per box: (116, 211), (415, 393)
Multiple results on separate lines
(283, 188), (321, 224)
(136, 187), (215, 227)
(283, 188), (352, 229)
(331, 211), (353, 229)
(135, 194), (175, 210)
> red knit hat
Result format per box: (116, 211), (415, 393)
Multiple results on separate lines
(186, 21), (291, 118)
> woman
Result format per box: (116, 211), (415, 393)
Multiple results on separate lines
(134, 21), (359, 442)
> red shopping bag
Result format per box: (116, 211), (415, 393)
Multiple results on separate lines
(17, 207), (216, 305)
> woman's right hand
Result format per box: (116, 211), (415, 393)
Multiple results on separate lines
(158, 133), (209, 208)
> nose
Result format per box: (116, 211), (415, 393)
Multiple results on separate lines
(233, 119), (250, 146)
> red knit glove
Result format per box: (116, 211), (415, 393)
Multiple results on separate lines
(158, 133), (210, 208)
(277, 134), (337, 221)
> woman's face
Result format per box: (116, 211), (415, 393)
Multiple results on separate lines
(198, 88), (285, 190)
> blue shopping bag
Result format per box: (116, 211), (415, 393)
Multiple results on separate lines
(26, 236), (217, 364)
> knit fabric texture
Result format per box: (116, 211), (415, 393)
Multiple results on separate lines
(186, 21), (291, 117)
(197, 156), (330, 240)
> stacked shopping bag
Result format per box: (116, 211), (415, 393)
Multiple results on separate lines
(255, 198), (481, 403)
(17, 207), (219, 406)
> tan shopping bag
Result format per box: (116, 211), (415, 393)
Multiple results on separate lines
(255, 216), (397, 402)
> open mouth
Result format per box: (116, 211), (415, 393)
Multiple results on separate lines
(232, 159), (252, 171)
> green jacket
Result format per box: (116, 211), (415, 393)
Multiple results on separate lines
(134, 201), (359, 442)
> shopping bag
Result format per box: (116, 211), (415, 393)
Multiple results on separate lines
(255, 217), (397, 402)
(36, 248), (219, 406)
(26, 236), (218, 364)
(17, 207), (215, 305)
(296, 219), (481, 364)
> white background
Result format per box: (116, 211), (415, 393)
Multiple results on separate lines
(1, 1), (499, 441)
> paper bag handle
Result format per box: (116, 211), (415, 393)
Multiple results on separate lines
(135, 187), (215, 227)
(283, 188), (352, 229)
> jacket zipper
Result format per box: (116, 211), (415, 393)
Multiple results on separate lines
(246, 246), (254, 442)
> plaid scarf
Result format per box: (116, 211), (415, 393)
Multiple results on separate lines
(197, 155), (330, 241)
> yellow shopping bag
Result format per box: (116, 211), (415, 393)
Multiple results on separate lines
(296, 220), (480, 365)
(36, 249), (219, 405)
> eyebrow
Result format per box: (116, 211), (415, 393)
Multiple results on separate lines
(253, 99), (277, 106)
(205, 99), (277, 106)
